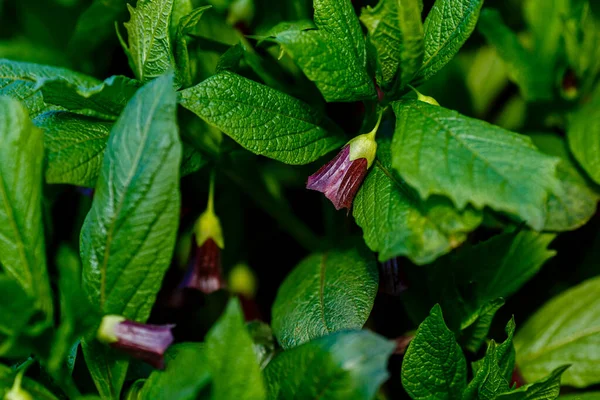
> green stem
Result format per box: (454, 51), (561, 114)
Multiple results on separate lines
(207, 169), (216, 214)
(366, 110), (384, 140)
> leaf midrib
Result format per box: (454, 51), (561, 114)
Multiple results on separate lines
(518, 325), (600, 364)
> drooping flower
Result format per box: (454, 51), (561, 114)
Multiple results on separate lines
(96, 315), (175, 369)
(179, 172), (226, 294)
(307, 122), (379, 210)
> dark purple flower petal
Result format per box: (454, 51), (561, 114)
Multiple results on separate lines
(379, 257), (408, 296)
(306, 145), (369, 210)
(180, 238), (225, 294)
(99, 317), (175, 369)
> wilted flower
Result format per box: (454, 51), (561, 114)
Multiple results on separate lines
(307, 126), (378, 210)
(97, 315), (174, 369)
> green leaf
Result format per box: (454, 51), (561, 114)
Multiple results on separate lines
(461, 298), (505, 354)
(0, 97), (53, 317)
(478, 9), (553, 102)
(272, 246), (378, 349)
(402, 304), (467, 400)
(464, 342), (510, 400)
(495, 366), (569, 400)
(81, 339), (129, 400)
(413, 0), (484, 84)
(515, 275), (600, 388)
(523, 0), (569, 68)
(47, 246), (99, 380)
(0, 59), (99, 116)
(560, 393), (600, 400)
(568, 90), (600, 185)
(402, 230), (555, 341)
(273, 0), (376, 102)
(0, 275), (37, 353)
(80, 74), (181, 321)
(360, 0), (424, 93)
(174, 6), (212, 88)
(39, 75), (141, 119)
(564, 2), (600, 94)
(206, 298), (266, 400)
(0, 363), (58, 400)
(123, 0), (177, 82)
(265, 330), (394, 400)
(68, 0), (130, 61)
(140, 344), (211, 400)
(35, 112), (112, 187)
(179, 72), (345, 164)
(353, 139), (482, 264)
(465, 319), (516, 400)
(529, 132), (599, 231)
(247, 321), (276, 369)
(391, 100), (561, 230)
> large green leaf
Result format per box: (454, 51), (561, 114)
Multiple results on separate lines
(529, 132), (599, 231)
(35, 112), (112, 188)
(515, 276), (600, 388)
(413, 0), (484, 84)
(123, 0), (177, 82)
(81, 339), (129, 400)
(273, 0), (376, 102)
(391, 100), (560, 230)
(402, 230), (555, 348)
(0, 97), (53, 317)
(478, 9), (553, 102)
(179, 72), (345, 165)
(206, 298), (266, 400)
(495, 366), (569, 400)
(173, 6), (212, 88)
(568, 89), (600, 185)
(402, 304), (467, 400)
(140, 344), (211, 400)
(0, 59), (99, 116)
(265, 330), (394, 400)
(353, 140), (481, 264)
(39, 75), (141, 119)
(272, 246), (378, 349)
(80, 73), (181, 320)
(560, 393), (600, 400)
(360, 0), (424, 94)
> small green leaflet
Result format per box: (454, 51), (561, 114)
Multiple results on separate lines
(173, 6), (212, 88)
(495, 366), (569, 400)
(122, 0), (177, 82)
(478, 9), (553, 102)
(360, 0), (424, 94)
(515, 275), (600, 388)
(568, 89), (600, 185)
(140, 344), (211, 400)
(38, 75), (141, 119)
(353, 140), (481, 264)
(206, 298), (266, 400)
(265, 330), (394, 400)
(0, 59), (99, 116)
(80, 73), (181, 321)
(413, 0), (483, 84)
(402, 304), (467, 400)
(391, 100), (561, 230)
(271, 246), (378, 349)
(0, 97), (53, 318)
(35, 112), (112, 187)
(529, 132), (599, 231)
(179, 72), (345, 165)
(273, 0), (376, 102)
(464, 319), (516, 400)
